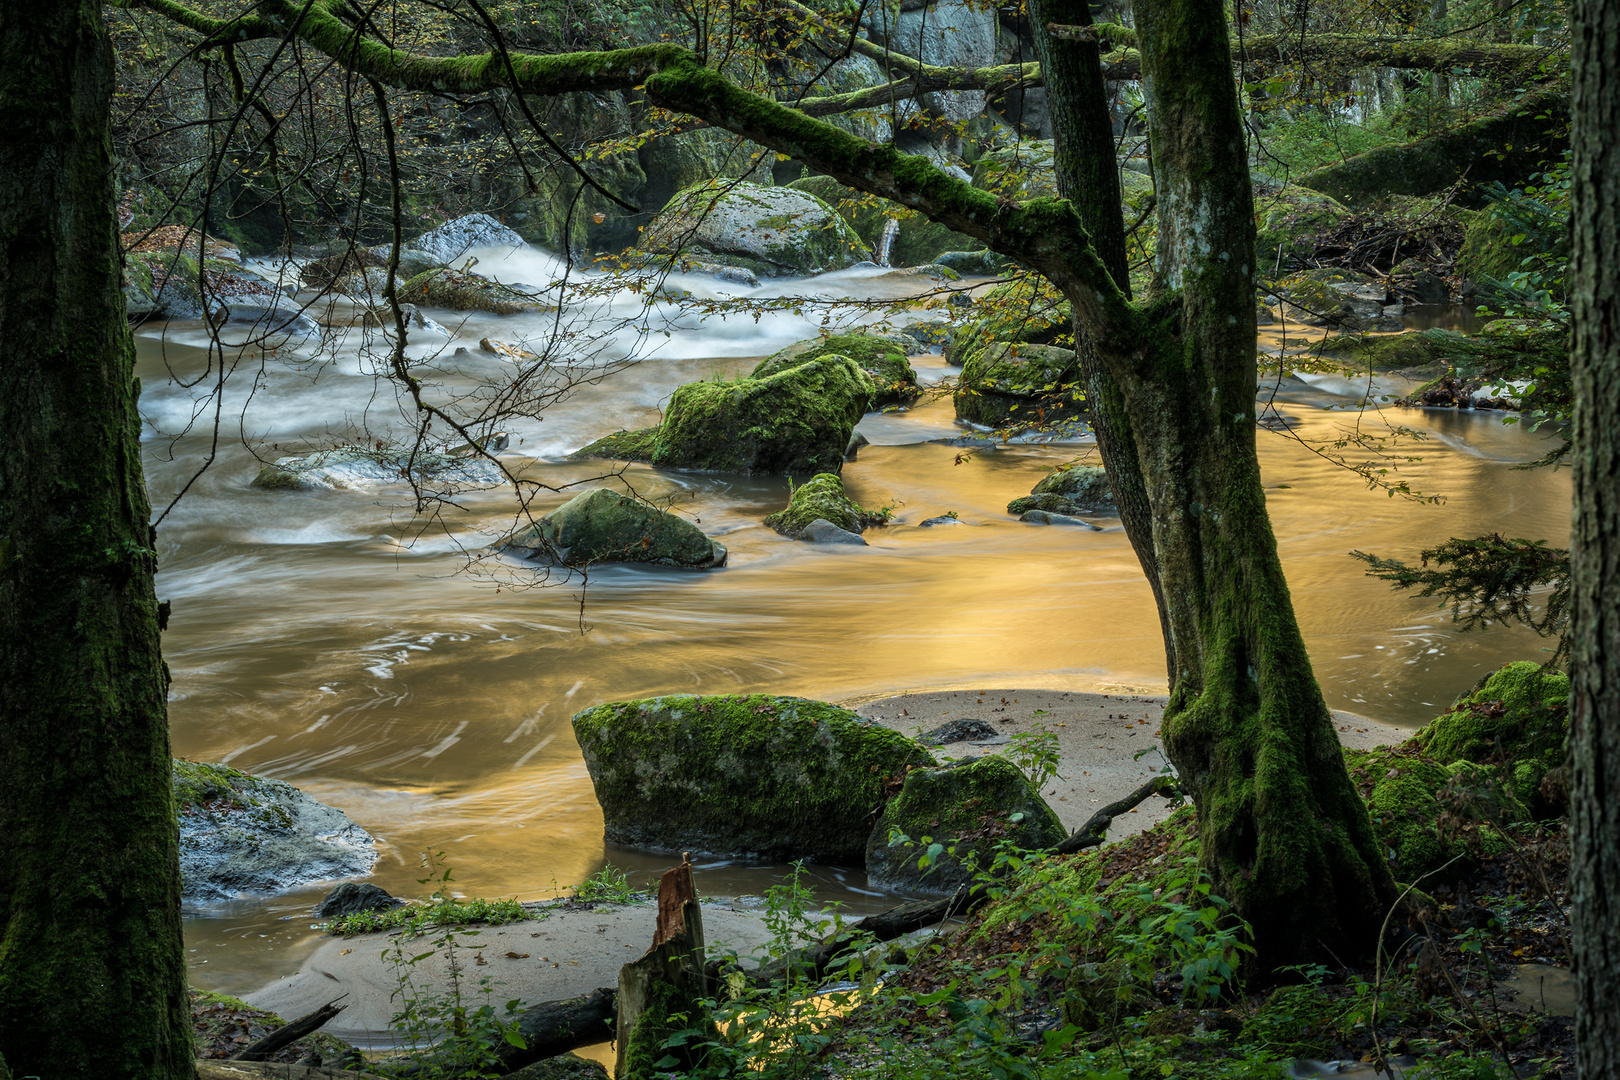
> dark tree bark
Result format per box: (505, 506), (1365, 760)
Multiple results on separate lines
(1568, 0), (1620, 1068)
(0, 3), (194, 1078)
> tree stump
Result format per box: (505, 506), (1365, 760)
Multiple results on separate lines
(615, 855), (712, 1079)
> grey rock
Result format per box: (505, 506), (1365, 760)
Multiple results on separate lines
(642, 181), (871, 276)
(503, 1054), (611, 1080)
(845, 430), (871, 459)
(1019, 509), (1102, 529)
(213, 301), (321, 344)
(174, 760), (377, 902)
(1006, 493), (1089, 516)
(918, 515), (961, 526)
(919, 718), (1001, 745)
(317, 881), (402, 919)
(502, 487), (728, 569)
(405, 213), (525, 264)
(799, 518), (868, 545)
(1032, 464), (1114, 508)
(887, 0), (1000, 126)
(252, 446), (505, 492)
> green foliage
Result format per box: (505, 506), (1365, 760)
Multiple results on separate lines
(1005, 729), (1062, 789)
(327, 895), (534, 936)
(1351, 535), (1570, 663)
(574, 863), (647, 904)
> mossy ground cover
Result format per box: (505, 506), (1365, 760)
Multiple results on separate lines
(189, 988), (362, 1066)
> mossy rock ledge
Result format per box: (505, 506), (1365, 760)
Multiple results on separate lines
(1008, 463), (1114, 517)
(570, 695), (936, 862)
(572, 355), (873, 475)
(501, 488), (726, 570)
(866, 756), (1066, 894)
(954, 341), (1083, 428)
(174, 759), (378, 902)
(252, 445), (505, 492)
(764, 472), (867, 538)
(752, 333), (919, 410)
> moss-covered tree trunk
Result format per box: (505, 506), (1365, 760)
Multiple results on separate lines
(1568, 0), (1620, 1066)
(0, 3), (195, 1077)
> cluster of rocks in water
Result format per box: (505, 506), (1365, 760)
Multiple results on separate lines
(570, 693), (1067, 895)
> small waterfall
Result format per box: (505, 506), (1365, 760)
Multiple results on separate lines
(876, 217), (900, 268)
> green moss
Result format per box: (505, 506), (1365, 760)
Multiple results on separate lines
(1252, 185), (1350, 275)
(172, 759), (262, 812)
(1415, 662), (1568, 811)
(1031, 464), (1113, 506)
(1006, 493), (1086, 515)
(501, 488), (726, 569)
(763, 472), (865, 537)
(620, 978), (711, 1078)
(955, 342), (1082, 428)
(1343, 747), (1465, 881)
(576, 356), (872, 475)
(865, 756), (1067, 894)
(570, 695), (935, 863)
(751, 334), (917, 409)
(326, 896), (534, 936)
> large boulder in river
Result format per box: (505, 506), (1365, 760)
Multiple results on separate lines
(175, 760), (377, 901)
(571, 695), (935, 862)
(573, 356), (873, 475)
(404, 213), (524, 263)
(866, 756), (1066, 894)
(501, 488), (727, 570)
(400, 266), (541, 315)
(641, 181), (871, 277)
(954, 342), (1082, 427)
(752, 333), (919, 409)
(1005, 462), (1114, 518)
(1273, 268), (1395, 330)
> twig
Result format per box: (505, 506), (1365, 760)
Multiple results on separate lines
(231, 996), (347, 1061)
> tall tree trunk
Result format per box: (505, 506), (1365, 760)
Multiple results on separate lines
(0, 3), (195, 1078)
(1568, 0), (1620, 1068)
(1064, 0), (1401, 968)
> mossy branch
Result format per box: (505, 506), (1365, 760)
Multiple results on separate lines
(119, 0), (280, 45)
(796, 61), (1040, 117)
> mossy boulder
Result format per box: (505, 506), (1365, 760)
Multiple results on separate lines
(573, 356), (873, 475)
(173, 759), (378, 901)
(501, 1053), (609, 1080)
(500, 488), (727, 570)
(1006, 492), (1087, 516)
(1415, 662), (1568, 812)
(788, 175), (983, 268)
(1253, 184), (1351, 274)
(1454, 206), (1525, 296)
(1343, 746), (1464, 882)
(570, 695), (936, 862)
(1032, 463), (1113, 507)
(641, 180), (871, 277)
(764, 472), (866, 538)
(399, 267), (540, 315)
(866, 756), (1066, 894)
(943, 276), (1072, 368)
(752, 333), (919, 409)
(1272, 268), (1392, 329)
(954, 342), (1082, 427)
(123, 249), (288, 320)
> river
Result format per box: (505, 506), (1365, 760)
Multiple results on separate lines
(137, 246), (1571, 996)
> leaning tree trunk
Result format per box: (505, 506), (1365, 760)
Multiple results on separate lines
(1044, 0), (1401, 969)
(0, 3), (195, 1078)
(1568, 0), (1620, 1069)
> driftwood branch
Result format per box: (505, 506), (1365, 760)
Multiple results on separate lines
(1053, 775), (1181, 855)
(231, 997), (345, 1062)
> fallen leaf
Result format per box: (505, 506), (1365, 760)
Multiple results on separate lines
(505, 952), (530, 959)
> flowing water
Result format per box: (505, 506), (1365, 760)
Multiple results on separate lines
(141, 248), (1571, 996)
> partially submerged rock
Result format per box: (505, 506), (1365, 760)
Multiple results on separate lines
(404, 212), (525, 263)
(175, 760), (377, 902)
(316, 882), (402, 920)
(1009, 463), (1114, 518)
(641, 181), (871, 277)
(1272, 268), (1399, 331)
(1019, 509), (1102, 529)
(251, 445), (505, 492)
(571, 695), (935, 862)
(573, 356), (873, 475)
(399, 266), (540, 315)
(501, 488), (727, 570)
(798, 519), (868, 545)
(763, 472), (867, 538)
(753, 333), (919, 409)
(866, 756), (1066, 894)
(954, 341), (1082, 427)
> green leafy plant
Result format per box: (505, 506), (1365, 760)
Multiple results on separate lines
(1006, 728), (1063, 789)
(574, 863), (647, 904)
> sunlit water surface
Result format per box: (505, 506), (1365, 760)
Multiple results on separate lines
(142, 248), (1570, 994)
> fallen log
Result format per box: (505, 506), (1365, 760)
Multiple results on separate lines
(231, 998), (345, 1062)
